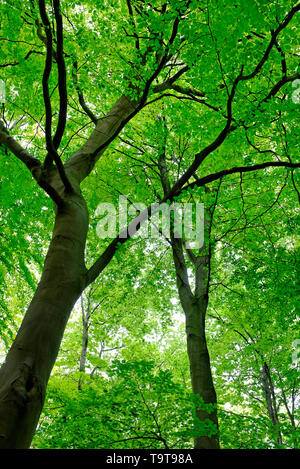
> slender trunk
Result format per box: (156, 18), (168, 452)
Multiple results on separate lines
(185, 298), (219, 449)
(79, 324), (88, 374)
(0, 193), (88, 449)
(77, 325), (88, 391)
(78, 295), (89, 390)
(170, 235), (219, 449)
(261, 362), (282, 446)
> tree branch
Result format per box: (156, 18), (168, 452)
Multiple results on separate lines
(0, 122), (40, 171)
(65, 5), (191, 182)
(0, 121), (64, 206)
(38, 0), (73, 194)
(52, 0), (68, 150)
(38, 0), (54, 159)
(126, 0), (140, 50)
(181, 161), (300, 194)
(241, 3), (300, 81)
(72, 61), (98, 124)
(262, 73), (300, 103)
(169, 66), (244, 196)
(85, 159), (299, 287)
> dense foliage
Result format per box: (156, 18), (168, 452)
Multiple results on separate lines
(0, 0), (299, 449)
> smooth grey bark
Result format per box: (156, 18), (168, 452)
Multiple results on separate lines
(0, 191), (89, 448)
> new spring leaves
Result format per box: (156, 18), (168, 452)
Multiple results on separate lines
(95, 195), (205, 249)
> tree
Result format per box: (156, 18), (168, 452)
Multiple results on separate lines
(0, 0), (299, 449)
(206, 169), (299, 448)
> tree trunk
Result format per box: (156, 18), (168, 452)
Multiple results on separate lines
(0, 193), (88, 449)
(261, 362), (282, 446)
(185, 298), (219, 449)
(170, 232), (219, 449)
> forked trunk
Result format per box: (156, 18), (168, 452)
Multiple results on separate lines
(0, 193), (88, 449)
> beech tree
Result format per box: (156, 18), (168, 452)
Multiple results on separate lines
(0, 0), (299, 449)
